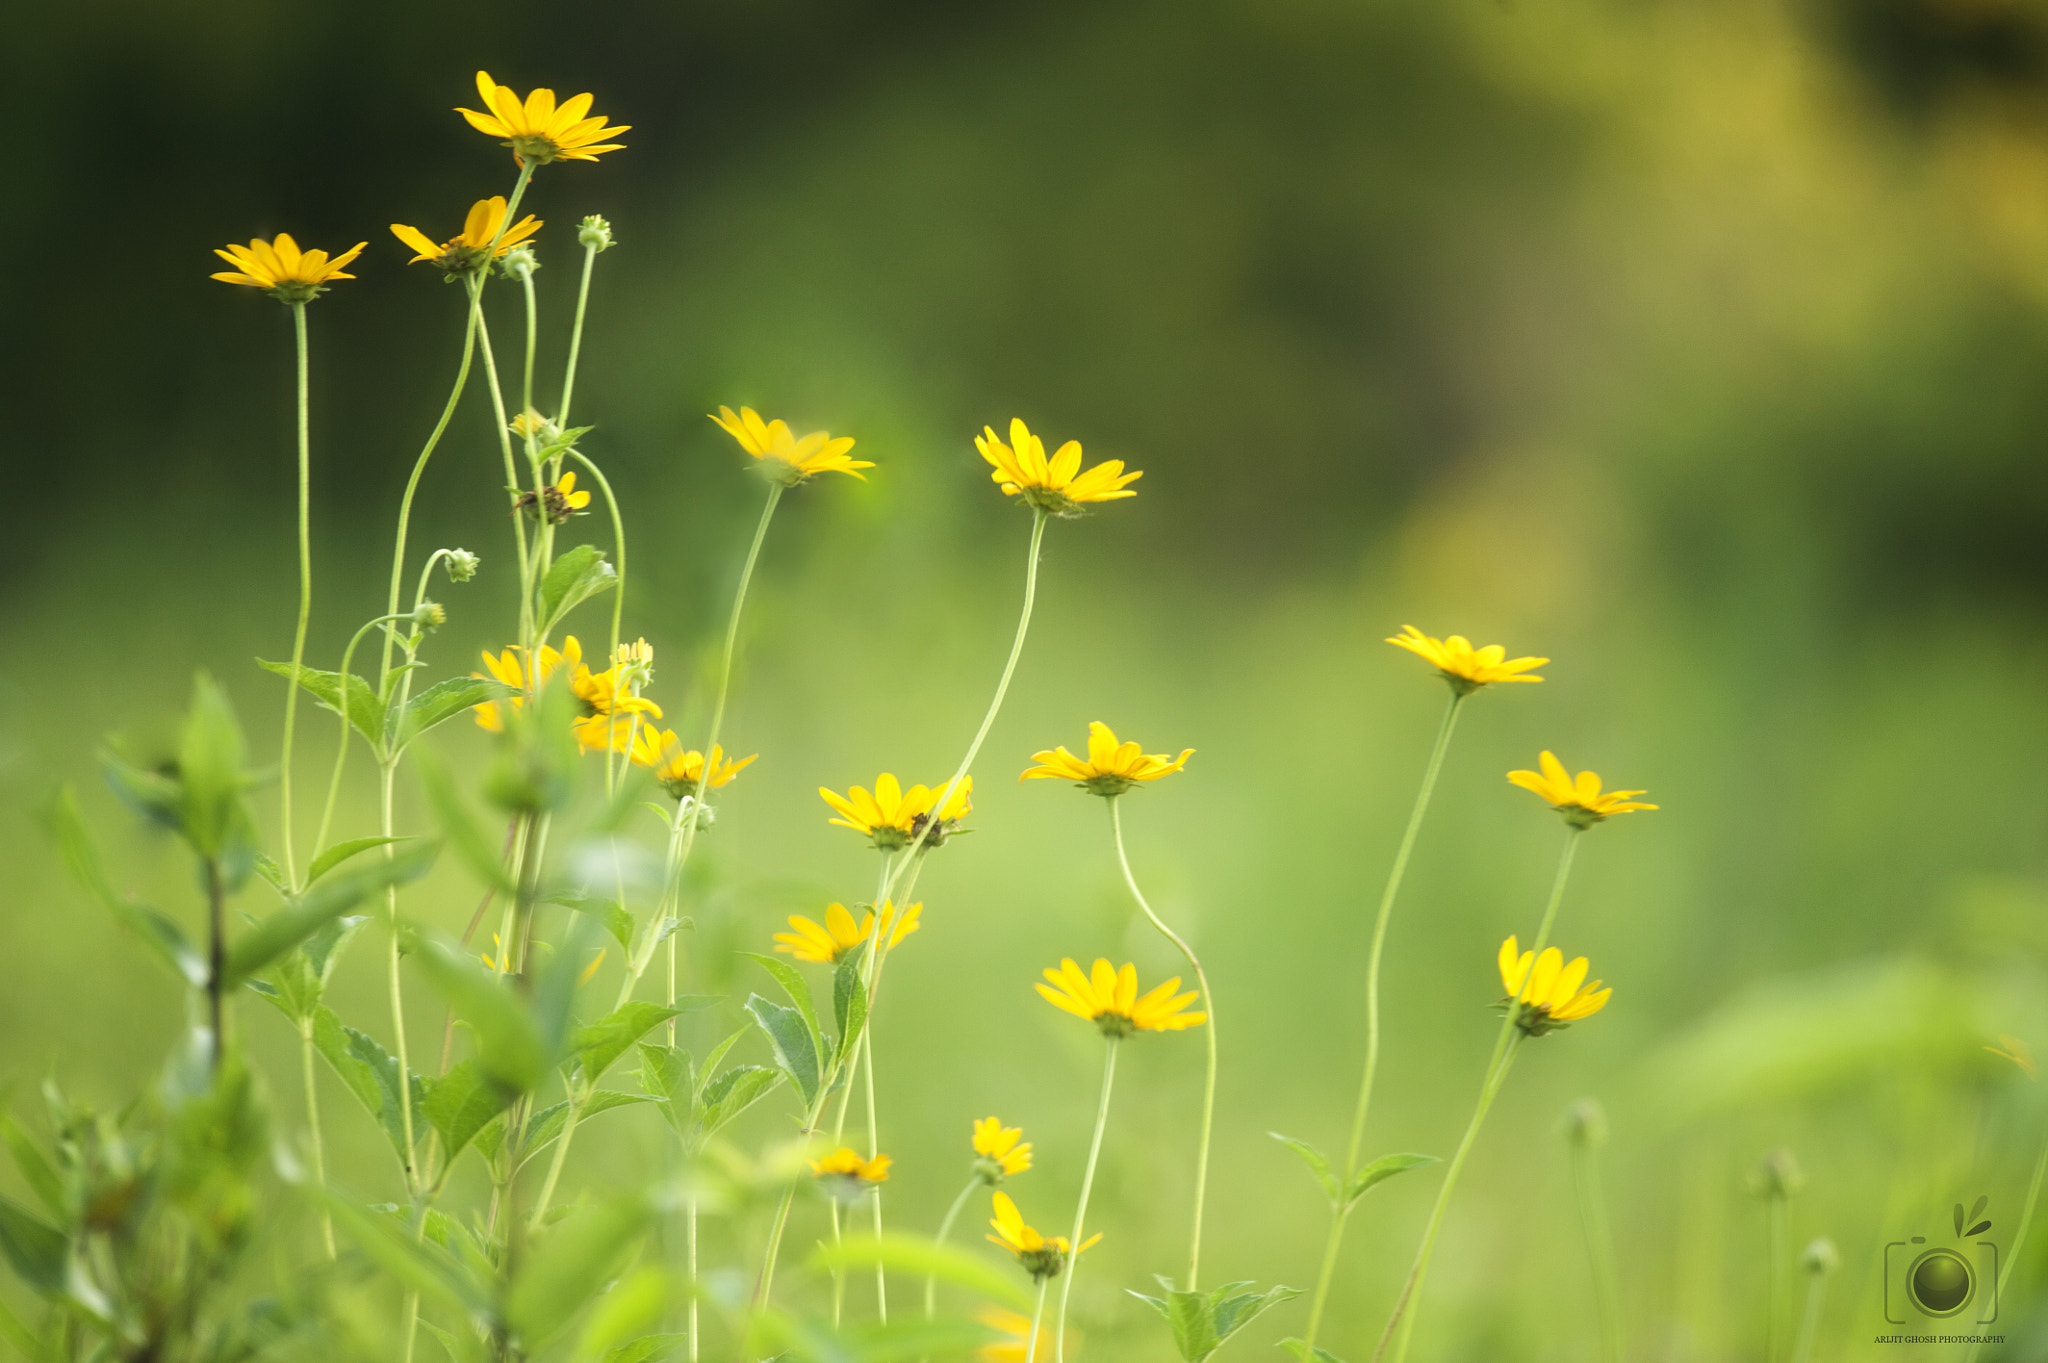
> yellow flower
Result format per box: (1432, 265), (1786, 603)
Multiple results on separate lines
(988, 1191), (1098, 1281)
(710, 406), (872, 485)
(1508, 751), (1658, 829)
(1021, 721), (1193, 797)
(517, 469), (592, 525)
(1386, 625), (1546, 695)
(773, 901), (921, 964)
(211, 234), (368, 305)
(390, 196), (542, 274)
(1987, 1034), (2038, 1080)
(976, 418), (1140, 516)
(975, 1305), (1076, 1362)
(629, 729), (757, 798)
(811, 1147), (891, 1202)
(457, 71), (629, 166)
(818, 773), (972, 852)
(972, 1116), (1032, 1181)
(472, 636), (583, 731)
(568, 655), (663, 754)
(1036, 958), (1204, 1038)
(1497, 936), (1612, 1037)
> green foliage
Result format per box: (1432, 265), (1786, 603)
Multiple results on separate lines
(259, 659), (384, 753)
(536, 543), (616, 640)
(1270, 1134), (1436, 1210)
(47, 785), (207, 988)
(413, 937), (552, 1093)
(1131, 1277), (1302, 1362)
(575, 1001), (679, 1081)
(422, 1059), (514, 1165)
(313, 1004), (427, 1165)
(503, 1196), (650, 1347)
(222, 840), (438, 990)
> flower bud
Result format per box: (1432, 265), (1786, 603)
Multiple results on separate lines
(1750, 1147), (1805, 1200)
(1558, 1097), (1608, 1149)
(500, 245), (539, 280)
(579, 215), (614, 251)
(445, 549), (480, 583)
(411, 601), (446, 630)
(1801, 1237), (1839, 1276)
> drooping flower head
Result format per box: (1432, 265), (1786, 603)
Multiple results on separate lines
(390, 196), (542, 275)
(1037, 958), (1205, 1038)
(1021, 721), (1193, 797)
(630, 730), (757, 799)
(516, 469), (591, 525)
(976, 418), (1140, 516)
(710, 406), (872, 485)
(458, 71), (630, 166)
(971, 1116), (1033, 1183)
(772, 901), (921, 964)
(811, 1147), (891, 1202)
(988, 1191), (1098, 1281)
(1497, 937), (1611, 1037)
(1386, 625), (1546, 695)
(819, 773), (972, 852)
(568, 652), (663, 754)
(211, 235), (368, 305)
(472, 636), (583, 731)
(1508, 751), (1657, 830)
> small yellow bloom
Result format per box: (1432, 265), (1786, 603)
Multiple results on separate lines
(811, 1147), (891, 1202)
(1987, 1034), (2038, 1080)
(1386, 625), (1546, 695)
(517, 469), (591, 525)
(472, 636), (583, 731)
(390, 196), (542, 274)
(1497, 936), (1612, 1036)
(988, 1191), (1098, 1281)
(211, 234), (368, 305)
(972, 1116), (1032, 1180)
(710, 405), (872, 485)
(578, 949), (606, 985)
(457, 70), (630, 166)
(1036, 958), (1204, 1038)
(568, 654), (662, 755)
(976, 418), (1140, 516)
(975, 1305), (1076, 1362)
(1021, 721), (1192, 797)
(773, 901), (921, 964)
(480, 933), (508, 973)
(628, 729), (756, 798)
(818, 773), (972, 852)
(1508, 751), (1657, 829)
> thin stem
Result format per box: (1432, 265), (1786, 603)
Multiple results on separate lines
(278, 302), (313, 887)
(1107, 797), (1214, 1290)
(312, 613), (406, 856)
(1025, 1277), (1050, 1363)
(1766, 1195), (1786, 1363)
(206, 858), (227, 1066)
(559, 240), (598, 427)
(1571, 1139), (1623, 1363)
(687, 1196), (700, 1363)
(528, 1074), (583, 1230)
(563, 449), (629, 765)
(1054, 1038), (1118, 1363)
(381, 761), (418, 1196)
(1527, 828), (1584, 960)
(1963, 1114), (2048, 1363)
(864, 1025), (888, 1320)
(925, 1177), (980, 1320)
(1789, 1268), (1826, 1363)
(299, 1021), (336, 1257)
(472, 303), (534, 645)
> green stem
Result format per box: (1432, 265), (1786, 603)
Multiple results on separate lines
(1766, 1194), (1786, 1363)
(1527, 829), (1583, 960)
(300, 1018), (335, 1257)
(687, 1197), (700, 1363)
(472, 303), (534, 646)
(925, 1177), (980, 1321)
(1571, 1138), (1623, 1363)
(1964, 1114), (2048, 1363)
(205, 857), (227, 1066)
(381, 760), (418, 1197)
(1025, 1277), (1050, 1363)
(563, 448), (629, 782)
(279, 301), (313, 887)
(559, 240), (598, 427)
(528, 1073), (583, 1230)
(1789, 1267), (1826, 1363)
(1107, 797), (1214, 1290)
(1054, 1038), (1118, 1363)
(312, 613), (406, 856)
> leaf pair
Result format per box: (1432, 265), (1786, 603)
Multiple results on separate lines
(743, 947), (868, 1109)
(1133, 1277), (1302, 1363)
(1270, 1133), (1436, 1211)
(256, 661), (504, 764)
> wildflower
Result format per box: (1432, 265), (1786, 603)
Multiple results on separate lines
(1021, 721), (1192, 797)
(1750, 1148), (1805, 1200)
(516, 470), (591, 524)
(579, 949), (606, 985)
(819, 773), (972, 852)
(1036, 958), (1204, 1038)
(471, 636), (582, 731)
(1802, 1238), (1840, 1276)
(975, 1305), (1077, 1362)
(445, 549), (481, 583)
(972, 1116), (1032, 1183)
(988, 1191), (1098, 1281)
(579, 215), (614, 251)
(976, 418), (1140, 516)
(1497, 937), (1611, 1037)
(1386, 625), (1546, 695)
(390, 196), (541, 275)
(1558, 1097), (1607, 1148)
(568, 653), (662, 755)
(480, 933), (508, 972)
(411, 601), (446, 630)
(1508, 751), (1656, 829)
(710, 406), (871, 485)
(811, 1147), (891, 1202)
(1988, 1034), (2039, 1079)
(211, 235), (368, 305)
(458, 71), (630, 166)
(629, 729), (756, 798)
(773, 901), (921, 964)
(510, 409), (558, 442)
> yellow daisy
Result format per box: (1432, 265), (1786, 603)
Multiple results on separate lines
(389, 196), (542, 274)
(976, 418), (1140, 516)
(1021, 721), (1193, 797)
(471, 636), (582, 731)
(1497, 936), (1612, 1036)
(988, 1191), (1099, 1281)
(457, 71), (630, 166)
(567, 655), (663, 754)
(811, 1147), (891, 1202)
(772, 900), (921, 964)
(211, 234), (368, 305)
(972, 1116), (1032, 1181)
(710, 405), (872, 485)
(629, 729), (757, 798)
(1036, 958), (1204, 1038)
(975, 1305), (1076, 1362)
(1386, 625), (1547, 695)
(1508, 751), (1658, 829)
(818, 773), (972, 852)
(516, 469), (592, 525)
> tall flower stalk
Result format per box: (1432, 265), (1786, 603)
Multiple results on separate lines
(1056, 1038), (1119, 1363)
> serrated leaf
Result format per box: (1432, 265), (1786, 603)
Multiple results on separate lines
(47, 787), (206, 988)
(519, 1090), (653, 1168)
(221, 841), (439, 990)
(637, 1043), (695, 1135)
(256, 948), (320, 1023)
(176, 673), (258, 873)
(740, 953), (822, 1051)
(551, 893), (634, 951)
(320, 1191), (489, 1318)
(308, 836), (408, 885)
(833, 943), (870, 1065)
(1269, 1133), (1340, 1204)
(536, 544), (616, 639)
(745, 993), (820, 1107)
(1277, 1339), (1345, 1363)
(303, 913), (369, 986)
(312, 1005), (425, 1164)
(258, 659), (383, 751)
(394, 676), (504, 749)
(576, 1003), (680, 1082)
(701, 1066), (781, 1139)
(422, 1060), (514, 1165)
(1345, 1153), (1438, 1207)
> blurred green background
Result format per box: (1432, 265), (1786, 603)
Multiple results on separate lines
(10, 0), (2048, 1357)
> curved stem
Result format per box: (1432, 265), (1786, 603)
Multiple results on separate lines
(278, 302), (313, 887)
(1571, 1137), (1623, 1363)
(925, 1177), (980, 1320)
(1107, 797), (1214, 1290)
(312, 613), (406, 856)
(381, 761), (418, 1197)
(1054, 1038), (1118, 1363)
(1025, 1277), (1050, 1363)
(472, 304), (534, 645)
(1789, 1269), (1827, 1363)
(1527, 829), (1584, 961)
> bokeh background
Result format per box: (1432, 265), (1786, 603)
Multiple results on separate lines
(9, 0), (2048, 1357)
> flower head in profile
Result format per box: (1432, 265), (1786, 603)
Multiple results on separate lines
(1497, 936), (1611, 1037)
(458, 71), (629, 166)
(211, 235), (368, 305)
(630, 729), (756, 798)
(976, 418), (1140, 516)
(568, 654), (662, 753)
(1987, 1034), (2038, 1080)
(1021, 721), (1192, 797)
(515, 469), (591, 525)
(988, 1191), (1098, 1281)
(1386, 625), (1546, 696)
(773, 900), (921, 964)
(819, 773), (972, 852)
(1037, 958), (1204, 1038)
(975, 1305), (1076, 1363)
(710, 406), (871, 485)
(390, 196), (542, 275)
(472, 636), (583, 731)
(1508, 751), (1657, 829)
(811, 1147), (891, 1202)
(971, 1116), (1032, 1183)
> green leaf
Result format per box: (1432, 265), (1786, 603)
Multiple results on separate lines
(221, 841), (439, 990)
(320, 1190), (489, 1318)
(833, 943), (870, 1065)
(576, 1002), (680, 1082)
(807, 1234), (1031, 1310)
(303, 913), (369, 986)
(312, 1005), (425, 1164)
(258, 659), (383, 751)
(394, 676), (504, 749)
(1277, 1340), (1345, 1363)
(1345, 1153), (1437, 1208)
(0, 1196), (66, 1295)
(0, 1116), (63, 1219)
(740, 953), (822, 1054)
(308, 835), (409, 885)
(422, 1060), (515, 1165)
(413, 938), (549, 1092)
(504, 1196), (650, 1346)
(416, 754), (516, 893)
(745, 993), (820, 1108)
(177, 672), (254, 865)
(1269, 1133), (1340, 1204)
(551, 893), (635, 951)
(97, 749), (183, 830)
(535, 544), (616, 638)
(701, 1066), (781, 1139)
(606, 1335), (687, 1363)
(47, 786), (206, 988)
(255, 950), (319, 1023)
(637, 1043), (695, 1135)
(519, 1091), (654, 1168)
(577, 1267), (674, 1360)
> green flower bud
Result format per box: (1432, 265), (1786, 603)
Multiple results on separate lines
(579, 215), (614, 251)
(500, 245), (539, 280)
(1750, 1147), (1805, 1200)
(1801, 1237), (1839, 1276)
(411, 601), (446, 630)
(1558, 1097), (1608, 1148)
(444, 549), (480, 583)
